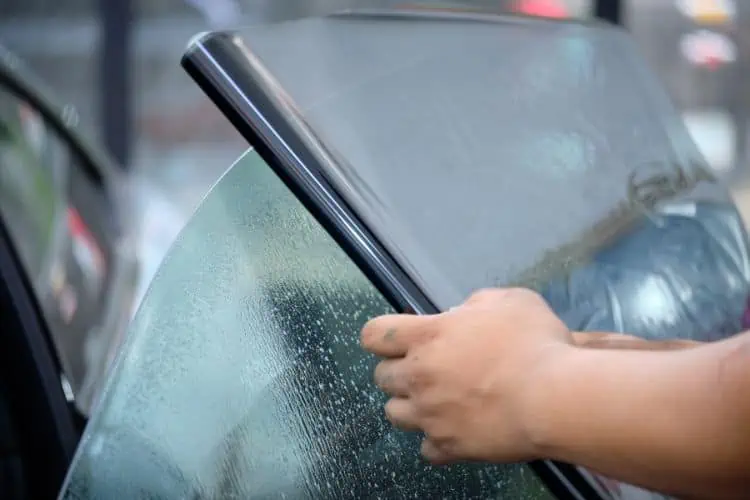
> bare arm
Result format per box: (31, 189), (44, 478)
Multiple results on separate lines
(572, 332), (702, 351)
(531, 331), (750, 499)
(361, 288), (750, 499)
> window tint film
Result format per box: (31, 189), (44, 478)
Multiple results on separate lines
(60, 150), (551, 499)
(214, 13), (750, 347)
(0, 86), (113, 406)
(230, 14), (738, 311)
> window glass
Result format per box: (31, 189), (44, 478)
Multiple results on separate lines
(60, 150), (551, 499)
(0, 86), (113, 404)
(0, 88), (66, 278)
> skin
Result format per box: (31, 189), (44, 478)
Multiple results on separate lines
(360, 287), (750, 499)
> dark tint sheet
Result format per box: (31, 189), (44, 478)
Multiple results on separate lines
(233, 12), (733, 309)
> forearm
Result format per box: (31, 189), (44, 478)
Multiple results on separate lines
(529, 332), (750, 499)
(572, 332), (702, 351)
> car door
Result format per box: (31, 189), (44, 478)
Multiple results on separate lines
(0, 46), (140, 418)
(0, 46), (139, 498)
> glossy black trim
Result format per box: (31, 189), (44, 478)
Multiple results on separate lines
(181, 19), (603, 500)
(182, 32), (431, 316)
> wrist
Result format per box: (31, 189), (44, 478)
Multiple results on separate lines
(521, 343), (585, 460)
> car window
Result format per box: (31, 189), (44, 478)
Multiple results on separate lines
(60, 149), (552, 499)
(0, 88), (65, 280)
(0, 86), (113, 406)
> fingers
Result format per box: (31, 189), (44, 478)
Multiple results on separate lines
(384, 397), (420, 431)
(374, 359), (411, 397)
(361, 313), (435, 358)
(421, 438), (455, 465)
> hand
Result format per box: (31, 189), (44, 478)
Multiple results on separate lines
(360, 288), (575, 464)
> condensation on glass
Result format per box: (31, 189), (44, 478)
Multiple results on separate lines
(60, 151), (551, 498)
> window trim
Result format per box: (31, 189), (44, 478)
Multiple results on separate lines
(0, 212), (78, 497)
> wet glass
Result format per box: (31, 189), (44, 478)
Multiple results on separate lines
(60, 150), (551, 499)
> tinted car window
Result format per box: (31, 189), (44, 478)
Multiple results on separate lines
(60, 150), (551, 499)
(228, 14), (735, 311)
(0, 89), (65, 280)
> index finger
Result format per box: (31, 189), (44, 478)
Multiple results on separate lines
(360, 313), (435, 357)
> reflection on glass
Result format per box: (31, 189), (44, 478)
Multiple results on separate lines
(0, 85), (117, 413)
(542, 198), (750, 343)
(0, 88), (66, 279)
(60, 151), (550, 499)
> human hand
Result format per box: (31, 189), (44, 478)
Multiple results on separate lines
(360, 288), (575, 464)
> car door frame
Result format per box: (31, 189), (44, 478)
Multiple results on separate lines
(0, 45), (122, 498)
(0, 210), (78, 499)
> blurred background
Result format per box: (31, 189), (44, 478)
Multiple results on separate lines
(0, 0), (747, 307)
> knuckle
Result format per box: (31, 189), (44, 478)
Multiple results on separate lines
(406, 352), (431, 378)
(509, 287), (545, 304)
(468, 287), (545, 306)
(406, 368), (429, 392)
(468, 288), (502, 303)
(423, 423), (456, 446)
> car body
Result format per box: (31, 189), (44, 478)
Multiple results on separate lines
(50, 8), (749, 500)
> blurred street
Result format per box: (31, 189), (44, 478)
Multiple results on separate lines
(1, 0), (749, 305)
